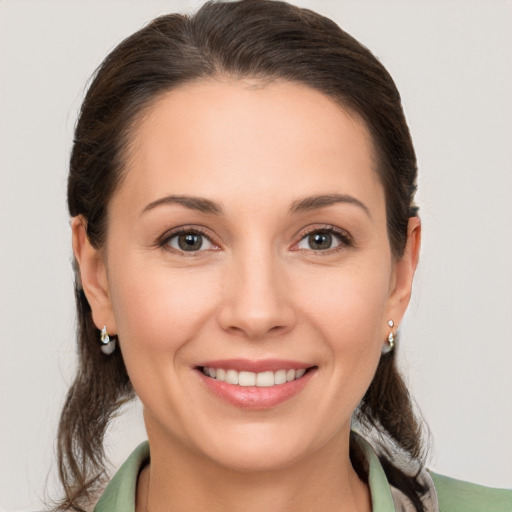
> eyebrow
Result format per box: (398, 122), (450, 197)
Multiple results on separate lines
(139, 192), (370, 218)
(290, 193), (371, 218)
(139, 195), (224, 217)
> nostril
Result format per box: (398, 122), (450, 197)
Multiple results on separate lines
(217, 280), (296, 340)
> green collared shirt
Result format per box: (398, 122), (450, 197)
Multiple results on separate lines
(94, 439), (512, 512)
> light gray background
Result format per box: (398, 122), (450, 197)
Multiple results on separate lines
(1, 0), (511, 510)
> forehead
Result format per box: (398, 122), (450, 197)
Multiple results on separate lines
(116, 78), (382, 214)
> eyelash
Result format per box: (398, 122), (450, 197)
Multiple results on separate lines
(158, 225), (353, 256)
(294, 225), (353, 254)
(159, 226), (219, 256)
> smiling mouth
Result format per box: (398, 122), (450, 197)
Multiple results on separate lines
(198, 366), (315, 387)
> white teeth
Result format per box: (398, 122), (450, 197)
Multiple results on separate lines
(274, 369), (287, 385)
(225, 369), (239, 385)
(202, 366), (309, 387)
(256, 371), (274, 387)
(238, 371), (256, 387)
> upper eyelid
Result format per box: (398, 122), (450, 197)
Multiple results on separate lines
(158, 225), (218, 247)
(295, 224), (352, 242)
(157, 223), (352, 250)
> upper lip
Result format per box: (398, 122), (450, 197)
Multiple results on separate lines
(196, 359), (313, 373)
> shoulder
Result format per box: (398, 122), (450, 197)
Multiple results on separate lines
(430, 472), (512, 512)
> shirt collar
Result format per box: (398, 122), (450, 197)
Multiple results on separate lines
(94, 441), (149, 512)
(94, 437), (398, 512)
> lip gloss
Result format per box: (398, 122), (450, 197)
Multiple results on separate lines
(195, 360), (316, 409)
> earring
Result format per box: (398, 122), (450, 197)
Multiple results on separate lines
(100, 325), (116, 355)
(382, 320), (395, 354)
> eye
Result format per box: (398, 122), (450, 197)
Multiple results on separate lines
(296, 228), (351, 251)
(165, 230), (215, 253)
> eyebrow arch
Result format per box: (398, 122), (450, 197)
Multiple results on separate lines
(139, 195), (224, 217)
(290, 193), (371, 218)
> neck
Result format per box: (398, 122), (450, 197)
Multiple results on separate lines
(136, 429), (371, 512)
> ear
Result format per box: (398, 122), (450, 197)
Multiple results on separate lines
(385, 217), (421, 326)
(71, 216), (117, 334)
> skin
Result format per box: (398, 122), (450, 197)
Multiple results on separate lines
(73, 78), (420, 512)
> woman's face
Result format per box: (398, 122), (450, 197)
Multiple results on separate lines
(78, 79), (418, 471)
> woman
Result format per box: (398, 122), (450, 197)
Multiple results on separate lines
(56, 1), (511, 511)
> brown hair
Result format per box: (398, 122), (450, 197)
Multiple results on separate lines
(59, 1), (425, 510)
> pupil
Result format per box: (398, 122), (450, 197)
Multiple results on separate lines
(309, 232), (331, 250)
(178, 233), (202, 251)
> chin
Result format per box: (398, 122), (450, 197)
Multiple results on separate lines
(189, 419), (341, 474)
(205, 439), (311, 473)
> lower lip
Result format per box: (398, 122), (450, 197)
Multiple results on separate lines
(197, 368), (316, 409)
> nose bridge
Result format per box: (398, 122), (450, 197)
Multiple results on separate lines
(218, 238), (295, 339)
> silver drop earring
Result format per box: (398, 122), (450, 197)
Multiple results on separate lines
(382, 320), (395, 354)
(100, 325), (116, 355)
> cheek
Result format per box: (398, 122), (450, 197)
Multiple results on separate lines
(108, 260), (220, 360)
(296, 262), (391, 346)
(293, 261), (390, 403)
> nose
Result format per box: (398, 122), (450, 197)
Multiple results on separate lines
(218, 248), (296, 340)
